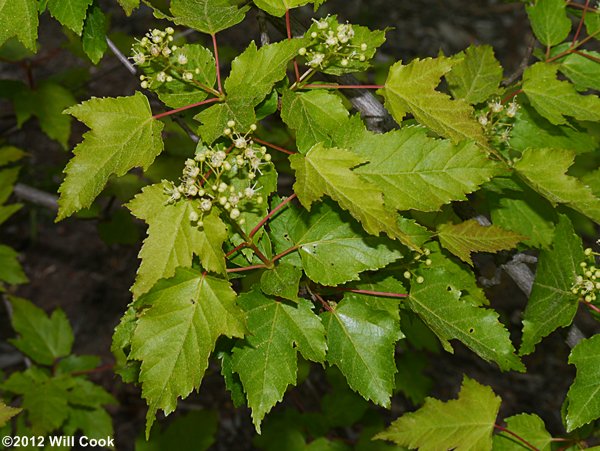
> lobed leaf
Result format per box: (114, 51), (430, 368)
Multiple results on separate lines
(58, 92), (164, 221)
(232, 291), (326, 431)
(170, 0), (249, 35)
(0, 401), (21, 427)
(280, 89), (349, 154)
(522, 62), (600, 126)
(520, 215), (583, 355)
(566, 334), (600, 432)
(47, 0), (93, 36)
(408, 267), (524, 371)
(127, 183), (228, 299)
(0, 245), (28, 285)
(446, 45), (503, 105)
(82, 3), (107, 64)
(526, 0), (571, 46)
(290, 143), (420, 250)
(376, 377), (501, 451)
(130, 268), (245, 436)
(437, 219), (525, 265)
(8, 297), (73, 365)
(226, 39), (306, 106)
(383, 57), (487, 145)
(271, 201), (405, 286)
(514, 148), (600, 224)
(321, 295), (402, 407)
(0, 0), (39, 51)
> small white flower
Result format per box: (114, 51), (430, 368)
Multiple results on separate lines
(234, 137), (247, 149)
(230, 208), (241, 219)
(360, 43), (368, 51)
(308, 52), (325, 67)
(478, 115), (489, 126)
(183, 72), (193, 80)
(506, 101), (519, 118)
(177, 53), (188, 65)
(490, 101), (503, 113)
(156, 72), (167, 83)
(200, 199), (212, 211)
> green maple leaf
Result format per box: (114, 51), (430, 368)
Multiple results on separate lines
(289, 143), (420, 250)
(2, 368), (73, 435)
(64, 407), (113, 441)
(522, 63), (600, 126)
(47, 0), (93, 35)
(514, 148), (600, 224)
(383, 57), (487, 145)
(8, 297), (73, 365)
(82, 3), (107, 64)
(253, 0), (314, 17)
(0, 0), (38, 52)
(0, 245), (28, 285)
(409, 267), (524, 371)
(12, 81), (76, 148)
(493, 413), (552, 450)
(170, 0), (249, 35)
(280, 89), (349, 154)
(57, 92), (164, 221)
(520, 215), (583, 356)
(270, 200), (404, 286)
(437, 219), (525, 265)
(195, 98), (256, 144)
(526, 0), (571, 46)
(127, 183), (228, 299)
(446, 45), (503, 105)
(141, 44), (216, 108)
(509, 103), (599, 156)
(260, 263), (302, 301)
(559, 50), (600, 92)
(565, 334), (600, 432)
(130, 268), (245, 436)
(422, 242), (488, 307)
(490, 193), (556, 249)
(226, 39), (306, 106)
(321, 294), (403, 407)
(232, 290), (326, 432)
(375, 377), (501, 451)
(347, 126), (501, 212)
(0, 401), (21, 427)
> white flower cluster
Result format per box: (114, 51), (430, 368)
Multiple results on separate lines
(299, 16), (368, 69)
(163, 121), (270, 227)
(572, 247), (600, 304)
(131, 28), (197, 90)
(478, 98), (519, 145)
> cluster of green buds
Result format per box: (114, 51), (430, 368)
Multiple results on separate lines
(477, 98), (519, 147)
(403, 248), (432, 284)
(571, 247), (600, 304)
(299, 16), (368, 69)
(131, 28), (197, 90)
(163, 121), (271, 227)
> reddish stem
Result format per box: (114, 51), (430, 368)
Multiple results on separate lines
(585, 301), (600, 314)
(212, 33), (223, 93)
(494, 424), (540, 451)
(249, 194), (297, 239)
(253, 137), (296, 155)
(227, 264), (267, 273)
(574, 49), (600, 63)
(247, 242), (271, 266)
(313, 291), (333, 312)
(272, 245), (300, 263)
(71, 363), (115, 377)
(302, 84), (384, 90)
(152, 97), (221, 120)
(573, 0), (591, 45)
(502, 89), (523, 104)
(335, 288), (408, 298)
(567, 1), (598, 10)
(226, 242), (248, 258)
(285, 9), (301, 82)
(547, 29), (600, 63)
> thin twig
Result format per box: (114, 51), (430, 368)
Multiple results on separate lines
(503, 33), (536, 86)
(106, 37), (136, 74)
(573, 0), (591, 45)
(248, 194), (297, 239)
(13, 183), (58, 211)
(253, 137), (296, 155)
(212, 34), (223, 93)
